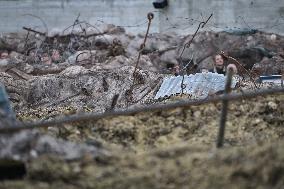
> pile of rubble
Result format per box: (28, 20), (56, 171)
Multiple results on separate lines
(0, 22), (284, 188)
(0, 24), (283, 111)
(1, 24), (284, 75)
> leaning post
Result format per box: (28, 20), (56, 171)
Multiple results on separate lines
(216, 67), (234, 148)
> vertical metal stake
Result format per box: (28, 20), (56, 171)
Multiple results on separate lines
(281, 73), (284, 88)
(216, 68), (233, 148)
(132, 12), (154, 80)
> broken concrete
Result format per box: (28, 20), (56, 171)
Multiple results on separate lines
(0, 23), (283, 188)
(25, 66), (162, 112)
(0, 130), (107, 161)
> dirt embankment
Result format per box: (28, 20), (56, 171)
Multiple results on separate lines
(0, 94), (283, 189)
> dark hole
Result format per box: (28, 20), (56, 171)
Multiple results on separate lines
(94, 41), (109, 49)
(0, 159), (26, 180)
(166, 63), (175, 69)
(81, 87), (91, 96)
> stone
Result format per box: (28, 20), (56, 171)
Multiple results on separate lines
(25, 66), (161, 112)
(0, 59), (9, 68)
(67, 50), (96, 64)
(60, 65), (89, 78)
(270, 34), (277, 41)
(23, 64), (34, 74)
(160, 50), (178, 68)
(252, 56), (284, 75)
(0, 130), (107, 161)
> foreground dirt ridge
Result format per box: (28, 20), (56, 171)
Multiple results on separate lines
(0, 94), (283, 189)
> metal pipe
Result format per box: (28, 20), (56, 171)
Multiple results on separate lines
(133, 13), (154, 78)
(0, 88), (283, 134)
(216, 68), (233, 148)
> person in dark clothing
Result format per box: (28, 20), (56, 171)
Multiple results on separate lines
(209, 54), (237, 75)
(0, 83), (16, 127)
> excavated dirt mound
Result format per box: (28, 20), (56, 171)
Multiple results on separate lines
(20, 94), (284, 151)
(1, 29), (284, 77)
(3, 139), (282, 189)
(0, 94), (283, 189)
(0, 66), (163, 113)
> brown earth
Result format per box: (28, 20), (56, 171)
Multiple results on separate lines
(0, 94), (283, 189)
(0, 26), (284, 189)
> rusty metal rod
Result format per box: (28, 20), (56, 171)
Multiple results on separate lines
(178, 14), (213, 58)
(22, 27), (46, 36)
(216, 68), (233, 148)
(220, 51), (259, 89)
(0, 88), (283, 134)
(281, 73), (284, 88)
(178, 14), (213, 94)
(133, 13), (154, 77)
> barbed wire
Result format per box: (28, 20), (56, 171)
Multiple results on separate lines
(0, 9), (283, 133)
(177, 14), (213, 94)
(6, 11), (282, 94)
(133, 12), (154, 79)
(16, 10), (284, 61)
(0, 88), (282, 134)
(28, 10), (280, 36)
(22, 14), (49, 35)
(11, 9), (284, 41)
(96, 18), (149, 28)
(155, 10), (284, 34)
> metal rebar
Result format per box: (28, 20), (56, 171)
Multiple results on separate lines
(216, 68), (233, 148)
(281, 73), (284, 88)
(22, 27), (46, 36)
(0, 88), (283, 134)
(108, 94), (119, 111)
(220, 51), (259, 89)
(178, 14), (213, 93)
(178, 14), (213, 58)
(132, 12), (154, 78)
